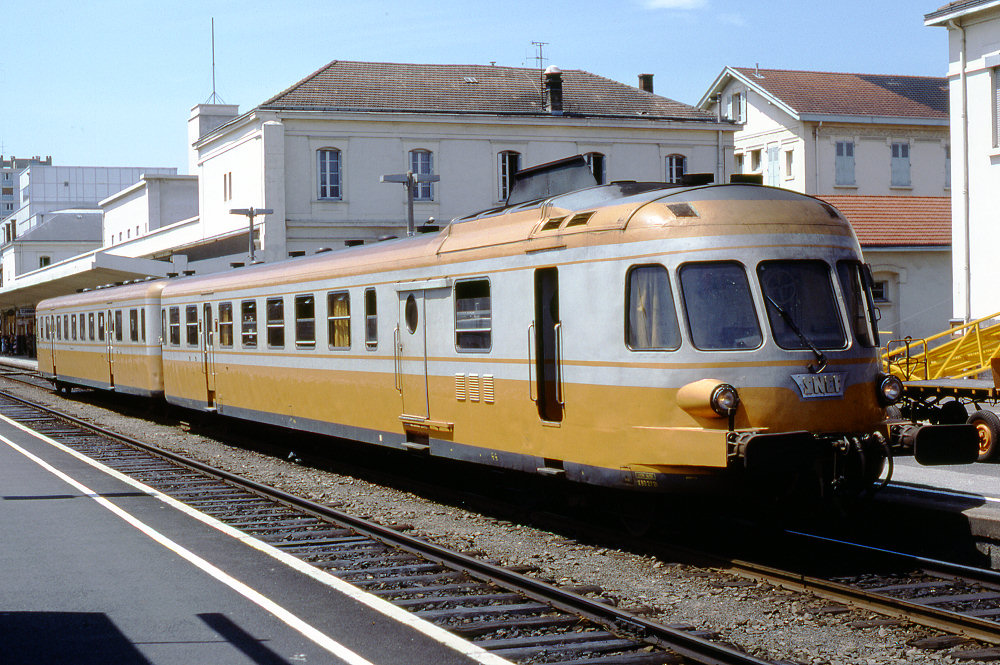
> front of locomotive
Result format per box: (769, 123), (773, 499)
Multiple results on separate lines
(633, 185), (978, 499)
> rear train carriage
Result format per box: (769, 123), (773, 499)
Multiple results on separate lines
(37, 280), (166, 397)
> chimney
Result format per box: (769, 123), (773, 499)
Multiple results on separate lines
(187, 103), (240, 175)
(544, 66), (563, 116)
(638, 73), (654, 93)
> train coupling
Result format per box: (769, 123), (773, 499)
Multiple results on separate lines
(889, 422), (979, 466)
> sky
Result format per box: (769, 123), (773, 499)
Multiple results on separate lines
(0, 0), (951, 174)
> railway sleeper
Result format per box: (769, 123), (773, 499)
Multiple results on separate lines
(490, 637), (649, 661)
(368, 582), (498, 599)
(552, 653), (684, 665)
(448, 614), (582, 637)
(349, 571), (466, 588)
(416, 601), (552, 620)
(327, 562), (445, 577)
(392, 592), (524, 608)
(475, 629), (620, 649)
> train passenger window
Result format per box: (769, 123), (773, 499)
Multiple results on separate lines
(266, 297), (284, 347)
(455, 279), (491, 351)
(679, 262), (762, 350)
(758, 261), (846, 350)
(71, 315), (77, 341)
(365, 288), (377, 349)
(295, 294), (315, 348)
(115, 310), (123, 342)
(161, 309), (166, 345)
(327, 292), (350, 349)
(837, 261), (880, 348)
(241, 300), (257, 348)
(57, 315), (62, 340)
(626, 265), (681, 351)
(98, 312), (105, 342)
(168, 307), (180, 346)
(88, 313), (95, 341)
(63, 315), (68, 341)
(129, 309), (139, 342)
(218, 303), (233, 347)
(185, 305), (198, 346)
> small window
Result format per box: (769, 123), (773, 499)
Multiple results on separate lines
(71, 314), (77, 341)
(88, 313), (95, 341)
(140, 309), (146, 343)
(409, 149), (434, 201)
(318, 149), (342, 200)
(169, 307), (180, 346)
(626, 265), (681, 350)
(584, 152), (606, 185)
(784, 150), (794, 179)
(365, 288), (377, 349)
(890, 141), (911, 187)
(39, 256), (51, 268)
(679, 262), (762, 350)
(241, 300), (258, 348)
(666, 154), (686, 184)
(57, 315), (62, 341)
(185, 305), (198, 346)
(129, 309), (139, 342)
(114, 310), (122, 342)
(266, 297), (284, 347)
(219, 302), (234, 347)
(455, 279), (491, 351)
(871, 280), (889, 303)
(835, 140), (855, 186)
(99, 311), (106, 342)
(63, 315), (68, 341)
(295, 294), (315, 347)
(327, 292), (351, 349)
(161, 309), (166, 344)
(498, 150), (521, 200)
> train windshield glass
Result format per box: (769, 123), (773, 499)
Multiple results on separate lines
(758, 260), (846, 350)
(679, 262), (762, 350)
(836, 261), (879, 348)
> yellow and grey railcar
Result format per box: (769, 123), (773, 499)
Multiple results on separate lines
(154, 183), (970, 497)
(37, 280), (166, 397)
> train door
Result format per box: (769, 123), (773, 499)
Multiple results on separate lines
(396, 290), (429, 419)
(533, 268), (563, 422)
(202, 303), (216, 408)
(105, 308), (115, 389)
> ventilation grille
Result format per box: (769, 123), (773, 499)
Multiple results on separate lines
(455, 374), (467, 401)
(467, 374), (480, 402)
(667, 203), (698, 218)
(540, 216), (564, 231)
(565, 212), (593, 227)
(482, 375), (495, 403)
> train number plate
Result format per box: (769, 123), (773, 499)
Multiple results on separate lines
(791, 373), (846, 399)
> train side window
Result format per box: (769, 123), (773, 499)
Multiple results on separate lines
(455, 279), (492, 351)
(294, 294), (315, 348)
(56, 315), (62, 340)
(71, 314), (78, 341)
(88, 313), (95, 341)
(241, 300), (258, 348)
(141, 310), (146, 343)
(626, 265), (681, 351)
(129, 309), (139, 342)
(364, 288), (377, 349)
(168, 307), (180, 346)
(679, 261), (762, 351)
(98, 312), (105, 342)
(218, 302), (234, 347)
(185, 305), (198, 345)
(161, 309), (166, 344)
(63, 315), (69, 341)
(266, 297), (285, 348)
(327, 291), (350, 349)
(758, 260), (846, 350)
(115, 310), (123, 342)
(837, 261), (879, 348)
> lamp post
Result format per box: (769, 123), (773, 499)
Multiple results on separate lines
(229, 207), (273, 263)
(380, 170), (440, 236)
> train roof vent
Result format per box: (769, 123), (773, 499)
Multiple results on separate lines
(667, 203), (698, 218)
(565, 212), (593, 227)
(540, 216), (565, 231)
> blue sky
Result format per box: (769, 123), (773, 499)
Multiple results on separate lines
(0, 0), (950, 173)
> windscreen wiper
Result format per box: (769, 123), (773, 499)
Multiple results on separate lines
(764, 294), (828, 373)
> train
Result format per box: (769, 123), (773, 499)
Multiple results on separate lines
(34, 165), (980, 501)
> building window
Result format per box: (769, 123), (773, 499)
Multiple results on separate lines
(409, 149), (434, 201)
(294, 294), (315, 347)
(222, 172), (232, 202)
(666, 154), (686, 184)
(364, 288), (377, 349)
(871, 280), (889, 303)
(766, 146), (780, 186)
(327, 291), (350, 349)
(784, 150), (794, 180)
(39, 256), (51, 268)
(584, 152), (606, 185)
(945, 144), (951, 189)
(455, 279), (491, 351)
(266, 297), (284, 348)
(728, 91), (745, 122)
(498, 150), (521, 200)
(890, 142), (910, 187)
(734, 153), (744, 174)
(835, 140), (855, 186)
(318, 149), (342, 200)
(994, 68), (1000, 148)
(241, 300), (257, 348)
(750, 149), (762, 172)
(185, 305), (198, 346)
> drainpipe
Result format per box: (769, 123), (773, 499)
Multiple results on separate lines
(948, 19), (972, 323)
(715, 93), (724, 183)
(813, 121), (823, 194)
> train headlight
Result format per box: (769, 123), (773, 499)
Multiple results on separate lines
(878, 374), (903, 406)
(710, 383), (740, 416)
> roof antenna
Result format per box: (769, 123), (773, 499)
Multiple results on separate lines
(205, 18), (226, 104)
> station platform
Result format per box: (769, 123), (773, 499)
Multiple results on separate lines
(0, 413), (503, 665)
(0, 355), (37, 372)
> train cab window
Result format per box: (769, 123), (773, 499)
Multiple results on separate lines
(129, 309), (139, 342)
(295, 294), (315, 348)
(168, 307), (180, 346)
(115, 310), (123, 342)
(218, 303), (234, 347)
(679, 262), (762, 350)
(837, 261), (880, 348)
(185, 306), (198, 346)
(364, 288), (377, 349)
(455, 279), (492, 351)
(88, 313), (95, 341)
(266, 297), (285, 348)
(758, 261), (846, 350)
(241, 300), (258, 348)
(327, 292), (350, 349)
(98, 312), (106, 342)
(626, 265), (681, 350)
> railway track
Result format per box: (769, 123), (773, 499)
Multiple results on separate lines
(0, 389), (770, 665)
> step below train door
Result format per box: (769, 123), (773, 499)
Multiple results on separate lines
(533, 267), (563, 423)
(396, 289), (429, 421)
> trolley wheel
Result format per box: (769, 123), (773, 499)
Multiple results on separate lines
(938, 400), (969, 424)
(968, 409), (1000, 462)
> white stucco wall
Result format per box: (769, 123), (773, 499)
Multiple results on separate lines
(863, 248), (953, 342)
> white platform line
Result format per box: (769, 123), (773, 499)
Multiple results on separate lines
(0, 415), (513, 665)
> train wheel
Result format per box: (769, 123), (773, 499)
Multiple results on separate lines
(968, 410), (1000, 462)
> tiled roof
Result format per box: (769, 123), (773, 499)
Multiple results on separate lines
(926, 0), (1000, 22)
(732, 68), (948, 119)
(259, 60), (715, 121)
(817, 195), (951, 247)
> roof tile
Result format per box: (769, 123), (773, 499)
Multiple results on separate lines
(817, 195), (951, 247)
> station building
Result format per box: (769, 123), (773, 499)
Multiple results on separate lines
(699, 67), (953, 341)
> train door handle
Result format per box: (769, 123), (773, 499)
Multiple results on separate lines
(554, 322), (564, 406)
(527, 323), (536, 402)
(393, 326), (402, 392)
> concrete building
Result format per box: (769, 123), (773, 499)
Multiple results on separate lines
(926, 1), (1000, 322)
(1, 155), (51, 219)
(699, 68), (953, 341)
